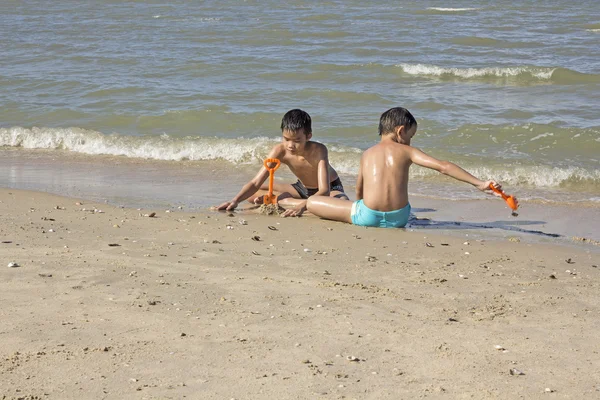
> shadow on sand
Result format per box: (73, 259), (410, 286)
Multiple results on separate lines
(409, 209), (560, 238)
(233, 206), (561, 238)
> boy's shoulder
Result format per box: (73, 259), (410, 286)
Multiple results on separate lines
(374, 141), (414, 150)
(304, 141), (330, 160)
(269, 142), (287, 155)
(365, 141), (414, 158)
(305, 140), (328, 151)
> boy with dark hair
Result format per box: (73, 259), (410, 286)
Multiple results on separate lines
(306, 107), (506, 227)
(216, 109), (347, 217)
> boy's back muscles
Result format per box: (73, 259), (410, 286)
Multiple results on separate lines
(360, 142), (412, 211)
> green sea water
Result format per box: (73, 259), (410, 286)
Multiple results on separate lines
(1, 1), (599, 211)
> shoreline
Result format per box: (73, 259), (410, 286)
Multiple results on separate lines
(1, 187), (599, 398)
(1, 148), (599, 249)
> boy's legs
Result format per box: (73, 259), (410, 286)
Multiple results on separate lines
(274, 190), (348, 208)
(306, 196), (353, 224)
(278, 191), (349, 214)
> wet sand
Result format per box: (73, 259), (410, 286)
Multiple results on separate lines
(2, 148), (599, 247)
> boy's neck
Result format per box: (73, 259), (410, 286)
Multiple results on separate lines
(380, 133), (410, 146)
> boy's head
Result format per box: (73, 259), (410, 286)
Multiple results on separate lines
(281, 109), (312, 136)
(378, 107), (417, 144)
(281, 109), (313, 154)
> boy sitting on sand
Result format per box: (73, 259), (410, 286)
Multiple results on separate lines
(216, 109), (348, 217)
(306, 107), (506, 228)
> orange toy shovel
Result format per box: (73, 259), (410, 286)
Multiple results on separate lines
(263, 158), (281, 205)
(489, 183), (519, 216)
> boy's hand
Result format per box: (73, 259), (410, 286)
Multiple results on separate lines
(479, 180), (502, 195)
(281, 204), (306, 218)
(216, 200), (238, 211)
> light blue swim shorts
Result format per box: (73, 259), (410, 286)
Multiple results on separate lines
(350, 199), (411, 228)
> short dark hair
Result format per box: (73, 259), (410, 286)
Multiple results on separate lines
(281, 109), (312, 135)
(378, 107), (417, 135)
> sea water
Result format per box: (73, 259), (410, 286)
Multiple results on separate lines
(1, 1), (599, 243)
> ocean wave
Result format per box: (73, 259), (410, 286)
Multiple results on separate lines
(0, 126), (275, 164)
(396, 64), (600, 84)
(2, 126), (599, 192)
(479, 166), (600, 189)
(411, 165), (600, 191)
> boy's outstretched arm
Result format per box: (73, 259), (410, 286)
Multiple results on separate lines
(410, 148), (499, 193)
(216, 167), (270, 211)
(216, 146), (284, 211)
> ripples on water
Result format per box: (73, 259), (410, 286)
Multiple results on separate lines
(0, 0), (599, 204)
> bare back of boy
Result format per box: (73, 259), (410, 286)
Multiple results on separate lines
(306, 108), (499, 228)
(359, 141), (412, 212)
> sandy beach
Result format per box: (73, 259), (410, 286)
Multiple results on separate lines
(2, 2), (600, 399)
(1, 188), (598, 399)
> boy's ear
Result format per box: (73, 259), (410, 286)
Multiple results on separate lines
(395, 125), (405, 136)
(306, 132), (313, 140)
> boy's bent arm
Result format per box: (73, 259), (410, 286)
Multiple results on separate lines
(410, 148), (493, 191)
(314, 152), (331, 197)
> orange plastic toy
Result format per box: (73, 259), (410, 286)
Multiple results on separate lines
(263, 158), (281, 205)
(489, 183), (519, 215)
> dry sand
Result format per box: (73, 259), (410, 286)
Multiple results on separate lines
(1, 188), (599, 399)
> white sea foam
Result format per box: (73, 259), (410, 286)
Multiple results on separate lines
(398, 64), (555, 80)
(529, 132), (554, 141)
(2, 126), (598, 190)
(427, 7), (479, 12)
(410, 164), (600, 189)
(586, 29), (600, 32)
(0, 127), (275, 164)
(465, 166), (600, 188)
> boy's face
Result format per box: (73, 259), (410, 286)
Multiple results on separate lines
(282, 129), (311, 154)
